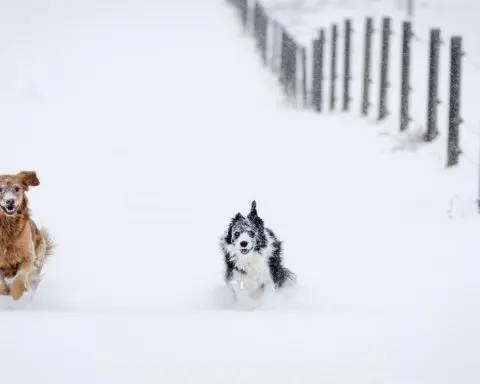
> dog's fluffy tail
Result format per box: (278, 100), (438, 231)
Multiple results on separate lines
(280, 267), (297, 288)
(27, 227), (55, 293)
(40, 227), (55, 263)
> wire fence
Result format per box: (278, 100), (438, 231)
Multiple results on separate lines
(227, 0), (480, 213)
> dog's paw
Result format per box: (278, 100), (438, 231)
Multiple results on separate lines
(10, 276), (27, 301)
(0, 284), (9, 296)
(235, 294), (260, 310)
(237, 300), (259, 311)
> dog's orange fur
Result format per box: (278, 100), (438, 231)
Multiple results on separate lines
(0, 171), (54, 300)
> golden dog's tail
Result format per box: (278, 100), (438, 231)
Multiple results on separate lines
(40, 227), (55, 262)
(25, 227), (56, 295)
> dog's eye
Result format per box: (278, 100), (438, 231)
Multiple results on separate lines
(0, 187), (3, 193)
(14, 186), (20, 193)
(248, 231), (255, 238)
(234, 231), (240, 238)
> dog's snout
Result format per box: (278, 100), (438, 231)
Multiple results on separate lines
(240, 241), (248, 248)
(5, 199), (15, 207)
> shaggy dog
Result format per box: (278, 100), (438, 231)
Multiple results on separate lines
(220, 201), (295, 308)
(0, 171), (54, 300)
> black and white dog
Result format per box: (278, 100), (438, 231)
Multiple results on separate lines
(220, 201), (295, 308)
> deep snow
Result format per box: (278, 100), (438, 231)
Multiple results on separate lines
(0, 0), (480, 383)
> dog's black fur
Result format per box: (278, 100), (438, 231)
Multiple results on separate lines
(221, 201), (295, 289)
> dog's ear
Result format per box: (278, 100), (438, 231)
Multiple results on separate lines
(248, 200), (264, 229)
(17, 171), (40, 190)
(225, 213), (244, 244)
(233, 212), (244, 222)
(248, 200), (258, 218)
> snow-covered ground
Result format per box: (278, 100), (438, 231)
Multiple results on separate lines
(0, 0), (480, 383)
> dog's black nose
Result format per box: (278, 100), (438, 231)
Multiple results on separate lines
(5, 199), (14, 207)
(240, 241), (248, 248)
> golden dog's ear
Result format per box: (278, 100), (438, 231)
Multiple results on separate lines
(17, 171), (40, 189)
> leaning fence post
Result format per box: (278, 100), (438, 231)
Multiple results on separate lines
(425, 29), (441, 142)
(240, 0), (248, 28)
(274, 22), (282, 78)
(283, 33), (291, 95)
(275, 22), (283, 77)
(282, 32), (297, 102)
(247, 0), (254, 35)
(399, 21), (412, 131)
(270, 21), (278, 73)
(343, 19), (352, 111)
(260, 6), (268, 65)
(378, 17), (392, 121)
(290, 35), (298, 104)
(254, 2), (261, 52)
(330, 24), (338, 111)
(447, 36), (463, 167)
(312, 29), (325, 112)
(280, 26), (287, 88)
(361, 17), (373, 116)
(301, 46), (307, 107)
(253, 2), (257, 38)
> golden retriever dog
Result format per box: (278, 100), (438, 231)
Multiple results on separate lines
(0, 171), (54, 300)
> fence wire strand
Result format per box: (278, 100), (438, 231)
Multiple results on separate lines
(461, 151), (480, 168)
(464, 53), (480, 70)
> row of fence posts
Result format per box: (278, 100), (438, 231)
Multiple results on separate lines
(227, 0), (464, 168)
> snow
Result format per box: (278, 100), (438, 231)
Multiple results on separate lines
(0, 0), (480, 382)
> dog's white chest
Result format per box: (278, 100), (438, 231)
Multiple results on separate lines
(245, 257), (270, 280)
(233, 252), (272, 294)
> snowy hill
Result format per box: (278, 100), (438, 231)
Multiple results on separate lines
(0, 0), (480, 383)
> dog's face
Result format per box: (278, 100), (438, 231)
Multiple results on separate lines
(229, 217), (258, 255)
(0, 171), (39, 216)
(225, 201), (265, 257)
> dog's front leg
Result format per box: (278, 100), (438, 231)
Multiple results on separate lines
(0, 272), (9, 295)
(259, 282), (277, 307)
(231, 280), (259, 310)
(10, 259), (33, 300)
(262, 282), (276, 298)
